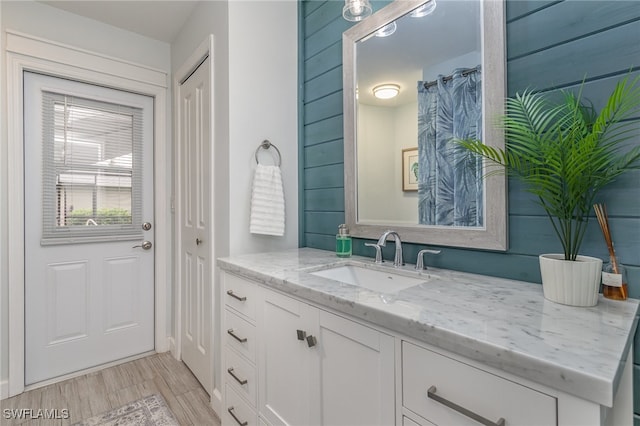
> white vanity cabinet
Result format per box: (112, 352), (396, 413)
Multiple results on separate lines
(222, 271), (396, 426)
(220, 262), (634, 426)
(219, 250), (638, 426)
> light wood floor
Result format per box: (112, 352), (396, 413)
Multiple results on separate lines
(0, 352), (221, 426)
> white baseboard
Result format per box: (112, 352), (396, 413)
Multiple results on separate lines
(1, 379), (10, 400)
(211, 388), (222, 418)
(167, 336), (177, 359)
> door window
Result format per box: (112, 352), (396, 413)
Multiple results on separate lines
(41, 92), (144, 244)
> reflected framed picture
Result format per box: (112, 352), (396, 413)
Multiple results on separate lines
(402, 147), (419, 191)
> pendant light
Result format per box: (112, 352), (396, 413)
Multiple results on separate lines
(343, 0), (373, 22)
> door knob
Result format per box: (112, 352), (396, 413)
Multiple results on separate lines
(196, 238), (203, 245)
(132, 241), (152, 250)
(142, 222), (152, 231)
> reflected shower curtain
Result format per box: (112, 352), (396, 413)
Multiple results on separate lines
(417, 67), (483, 226)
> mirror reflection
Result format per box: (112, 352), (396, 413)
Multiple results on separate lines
(344, 0), (507, 250)
(356, 0), (483, 227)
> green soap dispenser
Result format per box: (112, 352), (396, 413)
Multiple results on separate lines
(336, 224), (352, 258)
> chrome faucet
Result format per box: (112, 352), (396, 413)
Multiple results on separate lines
(377, 230), (404, 267)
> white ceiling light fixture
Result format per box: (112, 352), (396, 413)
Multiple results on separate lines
(373, 84), (400, 100)
(343, 0), (373, 22)
(375, 22), (397, 38)
(410, 0), (437, 18)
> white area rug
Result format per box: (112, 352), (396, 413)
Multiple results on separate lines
(73, 394), (178, 426)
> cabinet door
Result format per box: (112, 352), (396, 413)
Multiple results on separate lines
(310, 310), (395, 426)
(259, 289), (314, 426)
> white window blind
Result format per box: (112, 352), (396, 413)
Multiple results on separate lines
(41, 91), (144, 244)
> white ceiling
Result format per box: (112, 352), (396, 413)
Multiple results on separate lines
(39, 0), (200, 43)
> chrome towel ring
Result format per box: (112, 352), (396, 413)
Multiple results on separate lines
(254, 139), (282, 167)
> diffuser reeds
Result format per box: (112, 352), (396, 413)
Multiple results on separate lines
(594, 203), (627, 300)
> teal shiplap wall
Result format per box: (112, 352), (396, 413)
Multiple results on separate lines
(300, 0), (640, 420)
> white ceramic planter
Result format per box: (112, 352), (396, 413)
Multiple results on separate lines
(539, 254), (603, 307)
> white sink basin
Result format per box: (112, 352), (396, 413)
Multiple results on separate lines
(309, 264), (428, 293)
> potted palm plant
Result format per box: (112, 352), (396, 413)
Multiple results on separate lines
(459, 76), (640, 306)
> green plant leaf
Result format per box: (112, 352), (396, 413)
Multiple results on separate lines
(457, 75), (640, 260)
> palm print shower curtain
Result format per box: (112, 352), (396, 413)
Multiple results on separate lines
(417, 66), (483, 227)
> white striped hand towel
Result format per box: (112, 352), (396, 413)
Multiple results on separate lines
(250, 164), (285, 236)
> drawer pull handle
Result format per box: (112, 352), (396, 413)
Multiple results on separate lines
(227, 329), (248, 343)
(227, 367), (248, 385)
(227, 290), (247, 302)
(227, 406), (248, 426)
(427, 386), (505, 426)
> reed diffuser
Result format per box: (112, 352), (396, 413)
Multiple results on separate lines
(594, 203), (628, 300)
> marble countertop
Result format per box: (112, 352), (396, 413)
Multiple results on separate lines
(218, 247), (639, 407)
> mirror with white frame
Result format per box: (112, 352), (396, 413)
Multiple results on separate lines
(343, 0), (508, 250)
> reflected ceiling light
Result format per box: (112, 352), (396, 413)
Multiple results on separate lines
(410, 0), (437, 17)
(375, 22), (397, 38)
(343, 0), (372, 22)
(373, 84), (400, 99)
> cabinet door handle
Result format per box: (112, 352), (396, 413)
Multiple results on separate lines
(296, 329), (307, 341)
(226, 290), (247, 302)
(227, 406), (248, 426)
(227, 329), (247, 343)
(427, 386), (505, 426)
(306, 335), (317, 348)
(227, 367), (248, 385)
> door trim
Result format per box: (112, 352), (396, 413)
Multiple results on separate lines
(173, 34), (221, 415)
(6, 30), (170, 397)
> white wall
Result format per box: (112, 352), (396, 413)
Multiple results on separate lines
(171, 0), (298, 258)
(0, 1), (170, 71)
(394, 101), (419, 222)
(0, 0), (172, 394)
(228, 0), (299, 255)
(358, 102), (418, 224)
(358, 104), (396, 222)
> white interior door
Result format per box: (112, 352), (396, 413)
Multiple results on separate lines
(179, 56), (213, 394)
(24, 71), (155, 385)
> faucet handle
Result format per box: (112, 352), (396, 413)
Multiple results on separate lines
(415, 249), (441, 270)
(364, 243), (384, 264)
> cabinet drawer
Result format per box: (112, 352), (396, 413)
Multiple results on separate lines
(402, 342), (556, 426)
(226, 309), (256, 363)
(225, 384), (257, 426)
(225, 347), (257, 407)
(225, 273), (257, 321)
(403, 415), (434, 426)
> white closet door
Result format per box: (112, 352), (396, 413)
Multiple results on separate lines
(179, 55), (213, 395)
